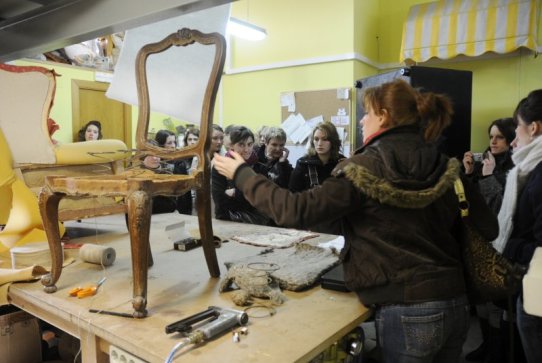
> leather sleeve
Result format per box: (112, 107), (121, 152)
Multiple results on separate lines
(234, 164), (361, 229)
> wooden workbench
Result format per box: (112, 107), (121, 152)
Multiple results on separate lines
(6, 214), (370, 363)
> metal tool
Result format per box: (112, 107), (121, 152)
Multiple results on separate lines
(165, 306), (248, 337)
(89, 309), (133, 318)
(68, 277), (106, 298)
(164, 306), (249, 362)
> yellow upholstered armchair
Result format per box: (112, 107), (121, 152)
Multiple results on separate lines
(0, 63), (128, 221)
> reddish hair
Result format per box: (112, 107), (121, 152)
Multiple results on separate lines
(363, 79), (453, 142)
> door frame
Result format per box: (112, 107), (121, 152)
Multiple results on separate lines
(71, 79), (132, 148)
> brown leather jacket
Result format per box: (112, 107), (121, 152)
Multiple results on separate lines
(233, 125), (498, 305)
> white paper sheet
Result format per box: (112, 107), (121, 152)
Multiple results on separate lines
(281, 113), (305, 141)
(280, 92), (295, 108)
(106, 4), (231, 124)
(290, 122), (313, 144)
(306, 115), (324, 127)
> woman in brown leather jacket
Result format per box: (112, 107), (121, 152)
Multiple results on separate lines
(214, 79), (498, 363)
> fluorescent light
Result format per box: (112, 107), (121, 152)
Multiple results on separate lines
(228, 17), (267, 41)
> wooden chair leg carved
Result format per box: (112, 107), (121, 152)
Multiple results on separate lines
(38, 187), (64, 293)
(197, 172), (220, 278)
(126, 186), (152, 318)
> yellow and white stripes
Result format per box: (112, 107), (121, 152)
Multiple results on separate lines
(401, 0), (539, 63)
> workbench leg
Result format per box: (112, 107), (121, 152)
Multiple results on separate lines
(126, 190), (150, 318)
(39, 187), (64, 293)
(79, 330), (109, 363)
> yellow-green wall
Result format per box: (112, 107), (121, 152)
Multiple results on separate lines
(12, 0), (542, 153)
(227, 0), (542, 152)
(225, 0), (361, 132)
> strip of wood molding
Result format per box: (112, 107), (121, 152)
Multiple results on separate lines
(224, 52), (402, 75)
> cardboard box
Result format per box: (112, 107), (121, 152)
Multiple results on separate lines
(0, 306), (42, 363)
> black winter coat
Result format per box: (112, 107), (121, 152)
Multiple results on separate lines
(288, 154), (346, 192)
(233, 125), (498, 305)
(503, 161), (542, 265)
(467, 149), (514, 213)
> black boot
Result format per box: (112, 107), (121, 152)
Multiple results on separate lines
(465, 318), (490, 361)
(498, 318), (527, 363)
(486, 326), (506, 363)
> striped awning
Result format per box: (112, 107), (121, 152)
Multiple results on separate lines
(401, 0), (539, 63)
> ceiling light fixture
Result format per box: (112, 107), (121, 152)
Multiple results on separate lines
(228, 17), (267, 41)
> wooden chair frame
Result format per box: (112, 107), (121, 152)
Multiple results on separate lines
(39, 28), (225, 318)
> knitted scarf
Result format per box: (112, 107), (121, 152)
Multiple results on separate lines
(493, 135), (542, 253)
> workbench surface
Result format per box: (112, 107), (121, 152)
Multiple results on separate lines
(6, 213), (370, 363)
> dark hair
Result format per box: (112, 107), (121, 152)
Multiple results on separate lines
(224, 124), (238, 135)
(488, 117), (516, 145)
(184, 127), (200, 146)
(229, 126), (254, 146)
(307, 122), (342, 160)
(514, 89), (542, 126)
(154, 129), (176, 147)
(212, 124), (224, 133)
(363, 79), (453, 142)
(78, 120), (103, 141)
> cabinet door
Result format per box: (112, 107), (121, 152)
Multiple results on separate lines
(71, 79), (131, 148)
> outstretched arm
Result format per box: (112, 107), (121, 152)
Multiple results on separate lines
(213, 152), (246, 180)
(214, 152), (359, 229)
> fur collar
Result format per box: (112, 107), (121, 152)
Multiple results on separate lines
(342, 158), (461, 208)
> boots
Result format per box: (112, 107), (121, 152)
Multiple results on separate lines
(465, 318), (490, 361)
(497, 318), (527, 363)
(485, 326), (506, 363)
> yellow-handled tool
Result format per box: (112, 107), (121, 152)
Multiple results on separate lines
(69, 277), (106, 298)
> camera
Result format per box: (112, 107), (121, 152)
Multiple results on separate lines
(472, 152), (484, 162)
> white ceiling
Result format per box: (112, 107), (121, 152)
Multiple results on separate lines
(0, 0), (234, 62)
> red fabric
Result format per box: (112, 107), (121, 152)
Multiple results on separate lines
(0, 63), (53, 75)
(47, 118), (60, 135)
(363, 128), (389, 145)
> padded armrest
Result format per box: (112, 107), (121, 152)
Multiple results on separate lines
(54, 139), (128, 165)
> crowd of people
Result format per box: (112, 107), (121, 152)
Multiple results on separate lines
(211, 80), (542, 363)
(73, 80), (542, 363)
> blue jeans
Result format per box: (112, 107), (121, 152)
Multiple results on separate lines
(517, 296), (542, 363)
(375, 295), (469, 363)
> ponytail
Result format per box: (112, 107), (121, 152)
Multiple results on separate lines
(416, 92), (453, 142)
(363, 79), (453, 142)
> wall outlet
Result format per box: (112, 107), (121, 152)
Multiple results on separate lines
(109, 345), (147, 363)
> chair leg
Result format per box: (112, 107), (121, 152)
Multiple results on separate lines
(38, 188), (64, 293)
(196, 186), (220, 278)
(126, 190), (151, 318)
(126, 212), (154, 267)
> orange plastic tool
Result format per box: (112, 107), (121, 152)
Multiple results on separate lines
(68, 277), (106, 298)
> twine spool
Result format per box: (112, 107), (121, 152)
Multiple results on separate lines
(79, 244), (116, 266)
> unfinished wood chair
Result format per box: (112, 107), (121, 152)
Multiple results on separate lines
(40, 28), (225, 318)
